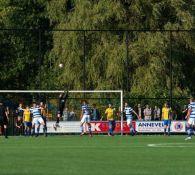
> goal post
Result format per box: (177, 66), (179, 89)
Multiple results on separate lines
(0, 90), (124, 135)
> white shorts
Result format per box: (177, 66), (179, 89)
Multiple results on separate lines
(126, 118), (133, 125)
(188, 118), (195, 126)
(81, 114), (90, 123)
(32, 117), (44, 125)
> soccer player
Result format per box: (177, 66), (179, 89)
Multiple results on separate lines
(80, 100), (92, 137)
(40, 102), (47, 137)
(23, 105), (32, 136)
(124, 102), (140, 136)
(54, 91), (68, 130)
(0, 99), (9, 138)
(15, 116), (23, 135)
(17, 103), (24, 119)
(30, 102), (45, 137)
(185, 97), (195, 140)
(162, 102), (172, 136)
(105, 104), (116, 136)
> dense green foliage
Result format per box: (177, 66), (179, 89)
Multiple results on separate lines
(0, 136), (195, 175)
(0, 0), (194, 98)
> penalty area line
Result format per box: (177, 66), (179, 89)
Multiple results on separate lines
(147, 143), (195, 148)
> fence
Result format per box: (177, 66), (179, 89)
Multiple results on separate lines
(0, 28), (194, 135)
(0, 29), (194, 101)
(0, 90), (191, 136)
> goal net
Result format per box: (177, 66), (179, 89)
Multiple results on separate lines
(0, 90), (124, 135)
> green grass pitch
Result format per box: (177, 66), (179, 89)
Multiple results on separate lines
(0, 135), (195, 175)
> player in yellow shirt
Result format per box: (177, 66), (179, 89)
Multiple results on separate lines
(105, 104), (115, 136)
(23, 106), (32, 136)
(162, 102), (172, 136)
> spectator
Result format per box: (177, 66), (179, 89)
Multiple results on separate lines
(116, 107), (121, 121)
(69, 108), (76, 121)
(182, 105), (188, 120)
(153, 106), (161, 120)
(91, 104), (100, 121)
(173, 104), (181, 120)
(62, 107), (70, 121)
(136, 104), (143, 120)
(171, 106), (177, 120)
(144, 104), (152, 121)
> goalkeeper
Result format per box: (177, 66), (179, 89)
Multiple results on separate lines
(54, 91), (68, 130)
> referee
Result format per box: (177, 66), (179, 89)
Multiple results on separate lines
(0, 99), (9, 138)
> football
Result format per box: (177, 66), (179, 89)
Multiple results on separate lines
(59, 63), (63, 68)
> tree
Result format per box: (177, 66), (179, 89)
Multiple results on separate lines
(0, 0), (50, 89)
(0, 0), (194, 100)
(46, 0), (194, 97)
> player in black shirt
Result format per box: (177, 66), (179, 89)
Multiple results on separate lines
(15, 116), (23, 135)
(0, 100), (9, 138)
(59, 92), (68, 116)
(54, 91), (68, 131)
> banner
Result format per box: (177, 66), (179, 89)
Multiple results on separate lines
(40, 121), (135, 134)
(44, 121), (80, 133)
(39, 121), (186, 133)
(136, 121), (164, 133)
(170, 121), (186, 133)
(86, 121), (136, 133)
(135, 121), (186, 133)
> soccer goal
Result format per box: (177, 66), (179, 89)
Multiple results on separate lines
(0, 90), (124, 135)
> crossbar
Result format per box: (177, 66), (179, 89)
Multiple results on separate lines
(0, 90), (122, 93)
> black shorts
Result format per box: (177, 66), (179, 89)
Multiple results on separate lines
(56, 117), (60, 123)
(42, 116), (47, 124)
(0, 118), (8, 126)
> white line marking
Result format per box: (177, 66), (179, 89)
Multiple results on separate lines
(0, 145), (146, 149)
(147, 143), (195, 148)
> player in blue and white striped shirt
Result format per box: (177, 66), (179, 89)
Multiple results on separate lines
(185, 97), (195, 140)
(124, 102), (140, 136)
(80, 100), (92, 137)
(30, 102), (45, 137)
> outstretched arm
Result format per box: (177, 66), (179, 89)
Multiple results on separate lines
(186, 108), (191, 120)
(80, 109), (84, 120)
(63, 90), (69, 99)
